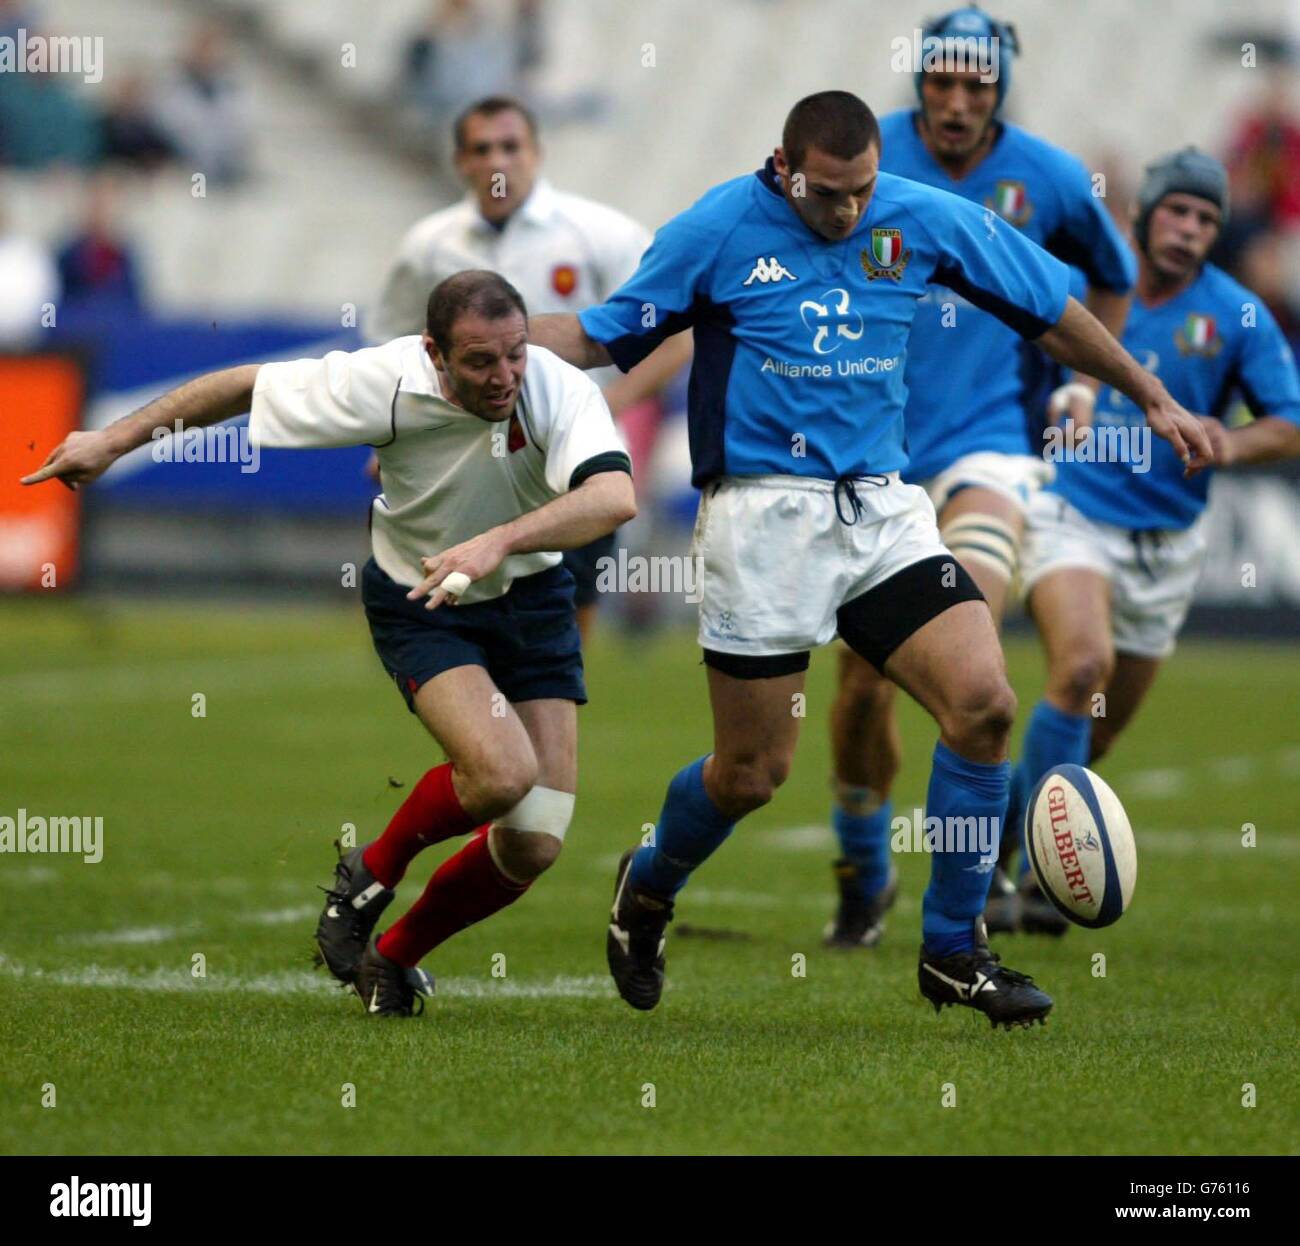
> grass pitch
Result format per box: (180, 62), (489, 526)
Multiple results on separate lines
(2, 597), (1297, 1155)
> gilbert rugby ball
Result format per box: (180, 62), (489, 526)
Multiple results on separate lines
(1024, 764), (1136, 928)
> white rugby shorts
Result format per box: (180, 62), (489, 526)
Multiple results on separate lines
(691, 473), (951, 656)
(1020, 490), (1208, 659)
(919, 451), (1054, 516)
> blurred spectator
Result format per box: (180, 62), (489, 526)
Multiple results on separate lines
(1224, 73), (1300, 232)
(0, 191), (59, 346)
(1214, 71), (1300, 272)
(55, 176), (143, 313)
(102, 73), (176, 173)
(405, 0), (522, 130)
(0, 63), (102, 169)
(155, 25), (251, 186)
(1234, 230), (1300, 346)
(0, 0), (32, 42)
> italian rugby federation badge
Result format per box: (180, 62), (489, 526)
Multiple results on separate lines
(1175, 312), (1222, 357)
(861, 228), (910, 281)
(986, 179), (1033, 225)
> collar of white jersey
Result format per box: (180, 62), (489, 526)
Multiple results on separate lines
(469, 178), (558, 232)
(401, 335), (448, 400)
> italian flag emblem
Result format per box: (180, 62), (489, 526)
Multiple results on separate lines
(1185, 314), (1216, 348)
(871, 228), (903, 267)
(987, 180), (1032, 224)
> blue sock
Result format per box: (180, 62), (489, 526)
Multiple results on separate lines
(921, 741), (1010, 957)
(832, 800), (893, 898)
(629, 756), (735, 896)
(1013, 700), (1093, 879)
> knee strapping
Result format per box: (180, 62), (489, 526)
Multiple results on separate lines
(488, 786), (576, 882)
(941, 513), (1020, 584)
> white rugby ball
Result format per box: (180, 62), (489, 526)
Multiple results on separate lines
(1024, 764), (1136, 928)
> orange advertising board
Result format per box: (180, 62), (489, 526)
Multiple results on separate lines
(0, 355), (85, 591)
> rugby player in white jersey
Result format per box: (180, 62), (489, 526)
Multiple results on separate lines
(372, 95), (690, 637)
(23, 270), (635, 1017)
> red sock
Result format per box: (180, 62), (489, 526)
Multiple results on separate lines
(362, 763), (481, 887)
(377, 828), (530, 967)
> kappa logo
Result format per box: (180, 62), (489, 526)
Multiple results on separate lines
(743, 255), (797, 285)
(800, 287), (864, 354)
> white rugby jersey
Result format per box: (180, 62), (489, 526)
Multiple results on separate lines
(369, 179), (651, 387)
(248, 336), (630, 603)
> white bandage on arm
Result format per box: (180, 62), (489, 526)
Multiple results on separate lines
(1048, 381), (1097, 418)
(940, 513), (1021, 585)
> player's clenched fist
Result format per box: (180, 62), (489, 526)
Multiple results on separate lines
(21, 428), (120, 490)
(1144, 388), (1215, 477)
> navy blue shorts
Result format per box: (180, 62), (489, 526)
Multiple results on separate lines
(562, 532), (616, 609)
(362, 558), (587, 712)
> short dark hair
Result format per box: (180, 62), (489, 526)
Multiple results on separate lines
(452, 95), (539, 151)
(426, 270), (528, 353)
(782, 91), (880, 171)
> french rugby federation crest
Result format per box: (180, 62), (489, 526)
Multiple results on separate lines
(551, 263), (578, 297)
(507, 413), (527, 452)
(861, 228), (911, 281)
(1175, 312), (1222, 357)
(986, 179), (1033, 226)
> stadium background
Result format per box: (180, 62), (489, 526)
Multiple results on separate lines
(2, 0), (1299, 1157)
(3, 0), (1299, 623)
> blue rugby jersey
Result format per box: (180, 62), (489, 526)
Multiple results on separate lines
(577, 160), (1071, 487)
(877, 110), (1136, 483)
(1052, 261), (1300, 530)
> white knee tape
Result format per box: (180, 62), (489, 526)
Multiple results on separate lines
(493, 786), (576, 843)
(941, 513), (1020, 584)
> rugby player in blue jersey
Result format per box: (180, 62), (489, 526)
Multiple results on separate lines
(1001, 147), (1300, 932)
(823, 6), (1140, 949)
(530, 92), (1211, 1027)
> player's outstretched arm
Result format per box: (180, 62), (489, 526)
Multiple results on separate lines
(1047, 289), (1132, 447)
(20, 365), (261, 491)
(528, 314), (615, 371)
(408, 471), (637, 610)
(1037, 297), (1215, 475)
(1199, 415), (1300, 469)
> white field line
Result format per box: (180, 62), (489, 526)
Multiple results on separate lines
(0, 955), (612, 998)
(59, 904), (321, 946)
(0, 865), (57, 883)
(759, 826), (835, 852)
(0, 870), (306, 895)
(0, 650), (373, 706)
(62, 924), (199, 946)
(1116, 746), (1300, 800)
(761, 825), (1300, 857)
(1136, 830), (1300, 858)
(234, 904), (319, 926)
